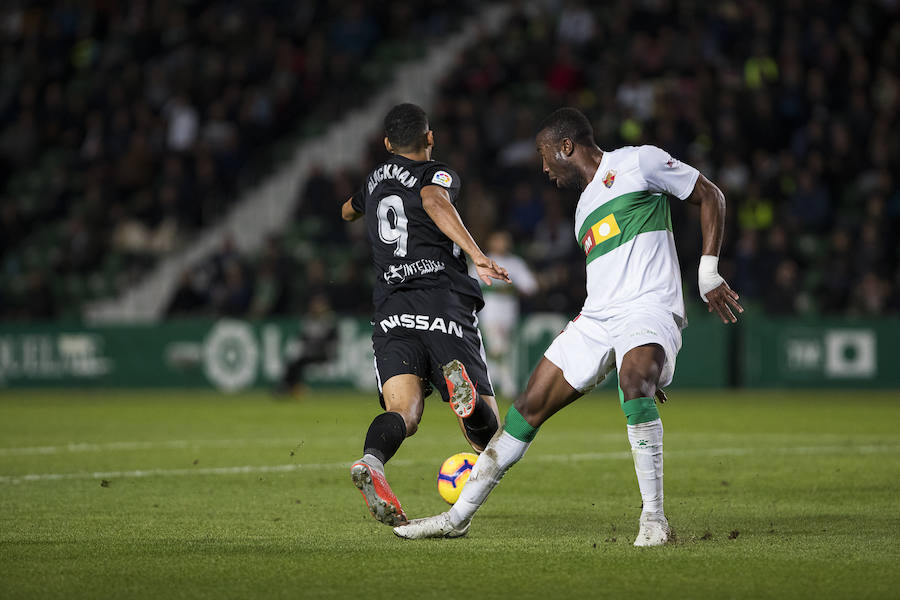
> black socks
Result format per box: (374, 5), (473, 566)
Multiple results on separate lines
(363, 411), (407, 465)
(463, 397), (499, 449)
(363, 400), (499, 463)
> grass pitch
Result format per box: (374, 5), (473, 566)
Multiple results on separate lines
(1, 389), (899, 599)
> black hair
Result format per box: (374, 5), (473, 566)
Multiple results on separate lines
(537, 107), (595, 147)
(384, 103), (429, 150)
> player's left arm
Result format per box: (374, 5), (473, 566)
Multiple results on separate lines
(638, 145), (743, 324)
(421, 185), (511, 286)
(685, 174), (744, 324)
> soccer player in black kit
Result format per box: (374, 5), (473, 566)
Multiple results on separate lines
(341, 103), (511, 526)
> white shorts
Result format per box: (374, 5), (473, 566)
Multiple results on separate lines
(544, 306), (683, 393)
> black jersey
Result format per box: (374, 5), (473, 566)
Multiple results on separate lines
(351, 155), (484, 310)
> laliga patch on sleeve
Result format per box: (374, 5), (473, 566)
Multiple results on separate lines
(431, 171), (453, 187)
(665, 157), (680, 168)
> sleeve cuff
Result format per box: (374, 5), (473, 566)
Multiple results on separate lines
(677, 168), (701, 200)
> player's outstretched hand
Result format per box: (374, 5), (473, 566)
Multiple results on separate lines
(473, 254), (512, 286)
(705, 282), (743, 324)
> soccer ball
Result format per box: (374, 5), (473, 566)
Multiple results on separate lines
(437, 452), (478, 504)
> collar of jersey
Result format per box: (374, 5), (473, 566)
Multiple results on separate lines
(582, 151), (610, 199)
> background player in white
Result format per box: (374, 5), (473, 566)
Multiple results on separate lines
(470, 231), (538, 396)
(394, 107), (743, 545)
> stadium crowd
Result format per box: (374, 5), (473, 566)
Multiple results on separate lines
(0, 0), (474, 320)
(1, 1), (898, 321)
(298, 0), (900, 319)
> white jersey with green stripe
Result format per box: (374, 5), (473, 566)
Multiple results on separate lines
(574, 145), (699, 327)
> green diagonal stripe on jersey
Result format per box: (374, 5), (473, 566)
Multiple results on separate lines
(577, 191), (673, 264)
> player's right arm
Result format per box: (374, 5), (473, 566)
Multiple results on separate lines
(341, 196), (363, 221)
(420, 185), (511, 286)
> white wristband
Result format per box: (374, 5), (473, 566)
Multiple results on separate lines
(698, 255), (725, 302)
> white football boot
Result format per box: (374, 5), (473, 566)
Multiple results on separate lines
(634, 512), (670, 547)
(393, 512), (469, 539)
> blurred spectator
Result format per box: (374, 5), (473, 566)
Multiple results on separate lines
(528, 192), (575, 266)
(507, 182), (545, 239)
(216, 259), (252, 317)
(248, 236), (293, 318)
(23, 271), (56, 321)
(471, 231), (538, 396)
(617, 73), (655, 122)
(789, 171), (831, 233)
(857, 221), (888, 275)
(299, 258), (331, 308)
(248, 261), (282, 319)
(277, 294), (338, 397)
(329, 261), (370, 314)
(329, 2), (379, 58)
(733, 229), (761, 301)
(819, 230), (854, 313)
(165, 94), (199, 152)
(850, 272), (893, 316)
(556, 2), (595, 47)
(764, 260), (800, 315)
(165, 269), (208, 318)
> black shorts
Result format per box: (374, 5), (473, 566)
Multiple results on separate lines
(371, 288), (494, 406)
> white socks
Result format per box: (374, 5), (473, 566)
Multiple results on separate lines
(627, 418), (664, 515)
(361, 453), (384, 472)
(445, 419), (662, 528)
(448, 429), (530, 527)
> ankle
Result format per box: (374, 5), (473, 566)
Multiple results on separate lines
(361, 453), (384, 471)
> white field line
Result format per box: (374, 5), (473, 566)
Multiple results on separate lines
(1, 444), (897, 485)
(0, 438), (306, 456)
(4, 432), (893, 457)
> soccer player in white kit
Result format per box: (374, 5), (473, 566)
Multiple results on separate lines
(394, 107), (743, 546)
(470, 231), (538, 396)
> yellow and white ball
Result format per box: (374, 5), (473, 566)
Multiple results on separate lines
(437, 452), (478, 504)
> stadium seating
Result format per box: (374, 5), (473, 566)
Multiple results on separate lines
(3, 1), (897, 321)
(0, 0), (477, 321)
(284, 2), (899, 318)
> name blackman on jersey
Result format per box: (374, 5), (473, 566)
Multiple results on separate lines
(367, 164), (418, 194)
(352, 150), (483, 309)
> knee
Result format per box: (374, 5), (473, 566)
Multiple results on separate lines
(385, 409), (419, 437)
(618, 369), (657, 401)
(401, 413), (419, 437)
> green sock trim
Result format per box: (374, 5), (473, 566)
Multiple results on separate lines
(621, 396), (659, 425)
(503, 406), (539, 443)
